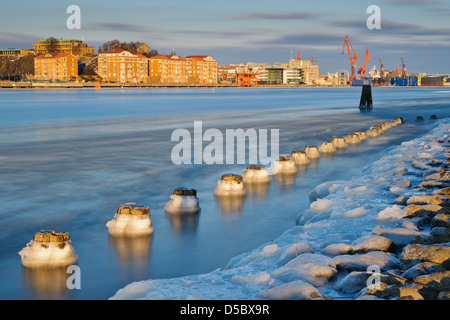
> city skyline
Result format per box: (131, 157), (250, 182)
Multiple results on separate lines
(1, 0), (449, 74)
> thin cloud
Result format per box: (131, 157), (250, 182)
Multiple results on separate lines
(86, 22), (149, 33)
(234, 11), (320, 20)
(251, 32), (344, 46)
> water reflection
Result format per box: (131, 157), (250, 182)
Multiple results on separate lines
(273, 172), (296, 188)
(108, 235), (153, 279)
(215, 194), (245, 215)
(166, 213), (200, 235)
(244, 181), (270, 201)
(21, 266), (73, 300)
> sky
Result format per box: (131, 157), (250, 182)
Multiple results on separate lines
(1, 0), (449, 75)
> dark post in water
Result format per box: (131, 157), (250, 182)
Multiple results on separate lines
(359, 85), (373, 110)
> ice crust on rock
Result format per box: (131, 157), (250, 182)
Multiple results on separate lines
(110, 120), (450, 300)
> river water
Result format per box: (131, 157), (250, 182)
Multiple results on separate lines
(0, 86), (448, 299)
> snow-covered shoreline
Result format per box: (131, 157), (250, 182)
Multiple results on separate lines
(110, 119), (450, 300)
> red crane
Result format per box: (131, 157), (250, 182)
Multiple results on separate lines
(358, 48), (370, 78)
(401, 57), (407, 78)
(342, 36), (359, 82)
(379, 58), (384, 79)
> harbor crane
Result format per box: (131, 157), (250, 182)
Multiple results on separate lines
(379, 58), (384, 79)
(342, 36), (359, 82)
(401, 57), (407, 78)
(357, 48), (370, 78)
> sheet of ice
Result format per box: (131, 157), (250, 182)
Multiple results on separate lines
(110, 119), (450, 300)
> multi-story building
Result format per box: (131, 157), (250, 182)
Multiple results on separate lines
(98, 50), (149, 83)
(149, 54), (217, 84)
(266, 56), (319, 85)
(148, 54), (188, 83)
(185, 55), (217, 84)
(34, 53), (78, 81)
(33, 39), (95, 56)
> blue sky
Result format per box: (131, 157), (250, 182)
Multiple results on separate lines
(1, 0), (449, 74)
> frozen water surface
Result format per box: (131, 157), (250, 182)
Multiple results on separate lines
(0, 87), (449, 299)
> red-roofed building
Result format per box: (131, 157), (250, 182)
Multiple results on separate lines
(148, 54), (217, 84)
(34, 53), (78, 81)
(98, 50), (149, 83)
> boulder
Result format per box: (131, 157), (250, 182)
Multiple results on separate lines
(423, 171), (450, 182)
(257, 280), (324, 300)
(401, 262), (447, 280)
(333, 251), (399, 272)
(372, 226), (426, 247)
(406, 196), (443, 206)
(411, 271), (450, 300)
(272, 253), (337, 287)
(336, 271), (369, 294)
(404, 204), (443, 218)
(352, 235), (396, 254)
(431, 213), (450, 229)
(400, 243), (450, 270)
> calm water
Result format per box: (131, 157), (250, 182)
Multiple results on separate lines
(0, 86), (449, 299)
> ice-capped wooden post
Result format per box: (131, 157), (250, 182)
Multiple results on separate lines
(18, 230), (78, 268)
(106, 202), (154, 237)
(165, 187), (201, 215)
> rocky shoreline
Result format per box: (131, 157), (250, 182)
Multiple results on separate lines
(328, 131), (450, 300)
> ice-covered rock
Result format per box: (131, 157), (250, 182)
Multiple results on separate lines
(336, 271), (370, 294)
(406, 195), (443, 206)
(333, 251), (399, 272)
(400, 243), (450, 269)
(277, 242), (314, 265)
(257, 280), (323, 300)
(404, 204), (443, 218)
(271, 253), (337, 286)
(164, 188), (200, 215)
(231, 272), (271, 285)
(331, 207), (367, 219)
(352, 235), (395, 254)
(310, 199), (333, 214)
(371, 226), (425, 247)
(401, 262), (446, 280)
(377, 205), (407, 221)
(423, 171), (450, 182)
(322, 243), (353, 256)
(19, 230), (78, 268)
(106, 203), (154, 237)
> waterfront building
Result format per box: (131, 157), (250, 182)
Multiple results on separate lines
(34, 53), (78, 81)
(185, 55), (217, 84)
(98, 50), (149, 83)
(33, 39), (95, 56)
(266, 54), (319, 85)
(148, 54), (188, 83)
(149, 54), (217, 84)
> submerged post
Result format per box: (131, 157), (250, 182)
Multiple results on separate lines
(359, 85), (373, 110)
